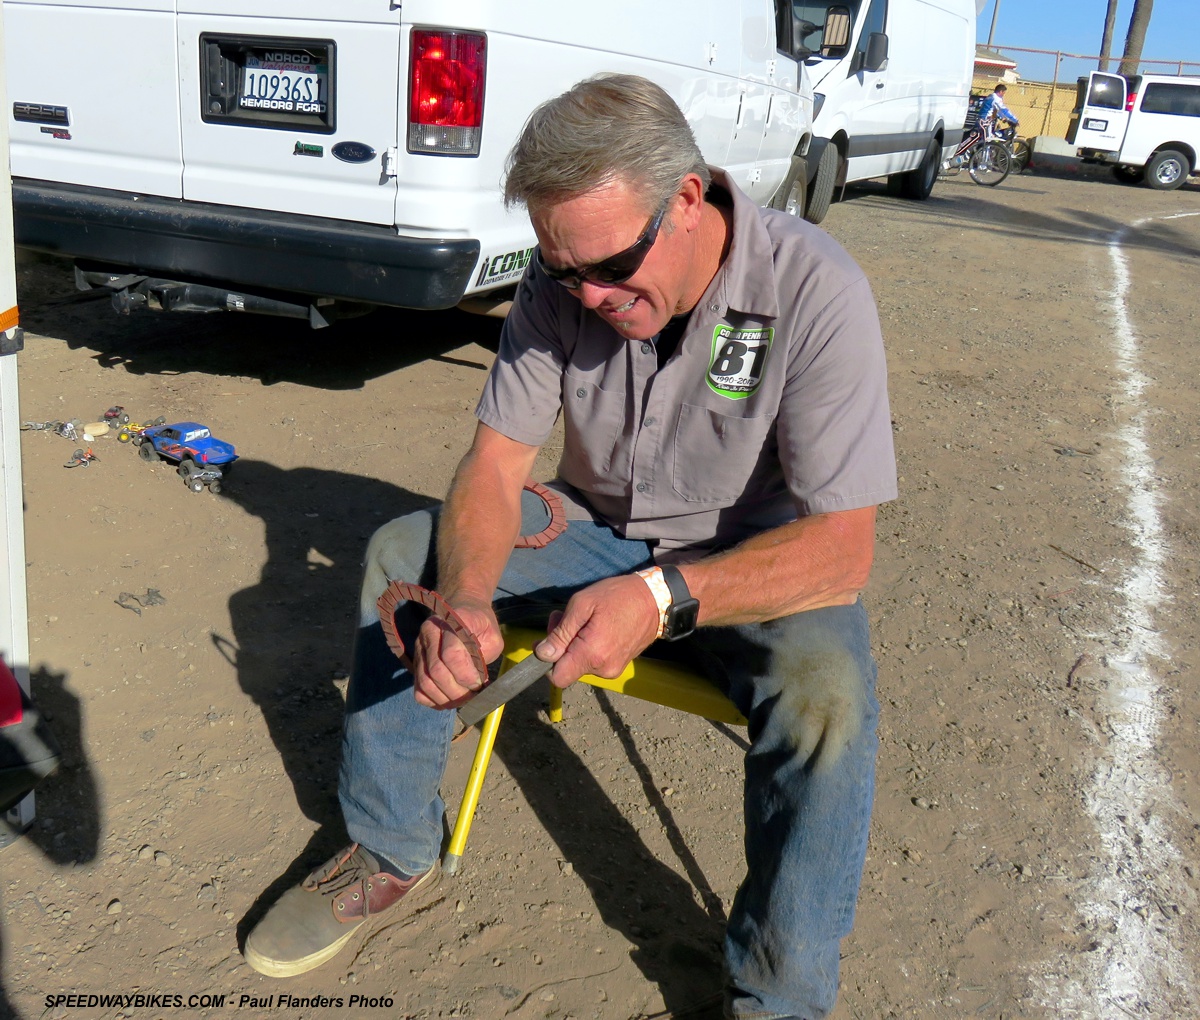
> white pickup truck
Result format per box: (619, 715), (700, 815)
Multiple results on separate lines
(4, 0), (814, 327)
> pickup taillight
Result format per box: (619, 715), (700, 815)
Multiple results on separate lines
(407, 29), (486, 156)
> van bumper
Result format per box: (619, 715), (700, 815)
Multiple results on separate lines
(12, 180), (481, 311)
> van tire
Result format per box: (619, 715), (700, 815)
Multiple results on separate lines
(805, 145), (839, 225)
(1145, 149), (1189, 190)
(890, 137), (940, 200)
(769, 156), (808, 217)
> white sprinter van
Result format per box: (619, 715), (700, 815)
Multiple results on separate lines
(3, 0), (814, 327)
(1069, 71), (1200, 190)
(774, 0), (975, 223)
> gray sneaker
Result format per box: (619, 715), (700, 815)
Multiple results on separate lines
(243, 843), (438, 977)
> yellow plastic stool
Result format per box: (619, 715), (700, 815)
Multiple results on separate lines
(442, 626), (748, 875)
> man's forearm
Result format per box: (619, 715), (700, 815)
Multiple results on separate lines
(435, 426), (539, 606)
(680, 506), (877, 628)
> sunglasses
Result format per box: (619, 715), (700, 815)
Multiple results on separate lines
(536, 199), (669, 290)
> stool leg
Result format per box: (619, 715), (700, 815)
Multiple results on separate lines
(443, 705), (505, 875)
(548, 684), (563, 724)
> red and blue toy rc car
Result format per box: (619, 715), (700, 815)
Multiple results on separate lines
(134, 421), (237, 494)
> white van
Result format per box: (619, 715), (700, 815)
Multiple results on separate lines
(4, 1), (813, 326)
(774, 0), (975, 223)
(1068, 71), (1200, 190)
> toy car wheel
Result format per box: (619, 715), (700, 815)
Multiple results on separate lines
(118, 412), (130, 425)
(177, 464), (192, 480)
(151, 416), (166, 426)
(138, 442), (158, 463)
(208, 480), (222, 495)
(117, 429), (132, 443)
(188, 477), (205, 493)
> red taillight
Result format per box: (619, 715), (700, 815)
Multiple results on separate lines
(1126, 92), (1137, 111)
(408, 29), (486, 156)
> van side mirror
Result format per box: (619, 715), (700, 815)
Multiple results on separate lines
(821, 7), (853, 57)
(864, 32), (889, 72)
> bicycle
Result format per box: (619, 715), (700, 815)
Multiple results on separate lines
(939, 125), (1013, 187)
(995, 122), (1030, 173)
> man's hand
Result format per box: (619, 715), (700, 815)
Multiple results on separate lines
(411, 598), (504, 709)
(533, 575), (661, 687)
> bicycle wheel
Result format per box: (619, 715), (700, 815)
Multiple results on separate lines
(1009, 137), (1031, 173)
(969, 142), (1012, 186)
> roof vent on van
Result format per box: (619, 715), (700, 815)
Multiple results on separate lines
(407, 29), (487, 157)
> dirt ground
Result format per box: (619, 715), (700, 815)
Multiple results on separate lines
(2, 163), (1198, 1020)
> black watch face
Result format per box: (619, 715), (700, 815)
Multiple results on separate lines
(664, 599), (700, 640)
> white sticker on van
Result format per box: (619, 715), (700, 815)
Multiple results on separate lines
(475, 247), (535, 287)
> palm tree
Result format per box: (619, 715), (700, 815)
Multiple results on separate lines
(1098, 0), (1119, 72)
(1119, 0), (1155, 77)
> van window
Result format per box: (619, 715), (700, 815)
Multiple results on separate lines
(1140, 82), (1200, 118)
(1086, 74), (1127, 110)
(852, 0), (887, 70)
(782, 1), (863, 59)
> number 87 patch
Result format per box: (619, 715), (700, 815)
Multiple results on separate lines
(706, 325), (774, 399)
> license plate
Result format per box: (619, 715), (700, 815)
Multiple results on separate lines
(240, 50), (329, 115)
(1084, 117), (1109, 131)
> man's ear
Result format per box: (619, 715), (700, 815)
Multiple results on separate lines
(675, 173), (706, 232)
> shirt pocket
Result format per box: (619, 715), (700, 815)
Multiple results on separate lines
(562, 370), (628, 487)
(671, 403), (777, 504)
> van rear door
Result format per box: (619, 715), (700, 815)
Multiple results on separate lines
(176, 0), (400, 225)
(4, 0), (183, 199)
(1069, 72), (1131, 154)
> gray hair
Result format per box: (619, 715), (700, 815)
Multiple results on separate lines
(503, 74), (711, 215)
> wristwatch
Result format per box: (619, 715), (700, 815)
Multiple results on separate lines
(660, 565), (700, 641)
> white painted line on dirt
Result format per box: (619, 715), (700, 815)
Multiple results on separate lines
(1044, 211), (1199, 1018)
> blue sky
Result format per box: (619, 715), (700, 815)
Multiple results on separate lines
(977, 0), (1198, 63)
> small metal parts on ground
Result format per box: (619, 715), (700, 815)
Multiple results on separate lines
(19, 420), (62, 432)
(115, 589), (166, 615)
(63, 447), (98, 468)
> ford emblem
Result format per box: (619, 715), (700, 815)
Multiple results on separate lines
(332, 141), (376, 164)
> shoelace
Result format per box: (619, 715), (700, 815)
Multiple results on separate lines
(304, 844), (401, 919)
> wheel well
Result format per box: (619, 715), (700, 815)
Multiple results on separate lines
(832, 132), (849, 185)
(1150, 143), (1196, 170)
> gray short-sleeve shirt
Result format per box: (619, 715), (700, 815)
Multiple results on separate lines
(476, 169), (897, 557)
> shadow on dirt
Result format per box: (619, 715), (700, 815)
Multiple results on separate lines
(835, 174), (1200, 258)
(14, 252), (502, 391)
(495, 691), (728, 1011)
(213, 460), (435, 836)
(1, 666), (101, 1019)
(221, 461), (728, 1007)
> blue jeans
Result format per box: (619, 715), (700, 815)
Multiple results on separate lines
(339, 491), (879, 1020)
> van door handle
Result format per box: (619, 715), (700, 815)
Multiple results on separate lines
(875, 81), (885, 89)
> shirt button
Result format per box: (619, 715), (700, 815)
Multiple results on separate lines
(635, 482), (647, 493)
(644, 416), (656, 426)
(576, 387), (587, 398)
(709, 303), (720, 312)
(641, 342), (653, 355)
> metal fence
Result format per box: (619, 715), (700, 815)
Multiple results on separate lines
(974, 44), (1200, 141)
